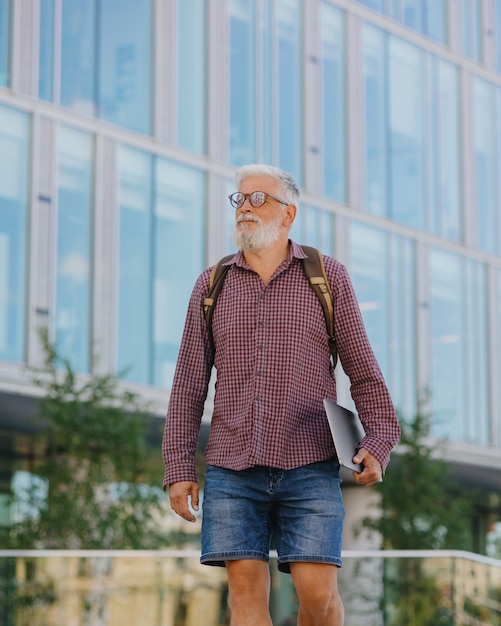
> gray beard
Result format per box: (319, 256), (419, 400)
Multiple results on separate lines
(232, 215), (282, 251)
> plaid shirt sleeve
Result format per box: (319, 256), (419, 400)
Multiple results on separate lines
(325, 257), (400, 471)
(162, 269), (213, 488)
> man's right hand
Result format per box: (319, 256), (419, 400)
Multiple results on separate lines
(168, 481), (199, 522)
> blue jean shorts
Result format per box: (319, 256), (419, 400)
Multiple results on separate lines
(201, 458), (345, 573)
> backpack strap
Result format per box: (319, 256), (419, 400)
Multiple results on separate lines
(300, 246), (337, 366)
(203, 254), (234, 354)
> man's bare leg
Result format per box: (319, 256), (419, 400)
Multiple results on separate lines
(225, 560), (273, 626)
(290, 562), (344, 626)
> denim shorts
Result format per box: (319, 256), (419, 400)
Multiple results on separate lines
(201, 458), (345, 573)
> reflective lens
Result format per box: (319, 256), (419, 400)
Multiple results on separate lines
(228, 191), (269, 209)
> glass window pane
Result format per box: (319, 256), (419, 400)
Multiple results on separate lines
(404, 0), (446, 44)
(363, 24), (388, 217)
(462, 0), (482, 62)
(261, 1), (273, 165)
(289, 205), (334, 254)
(437, 59), (461, 240)
(321, 2), (346, 202)
(430, 250), (489, 443)
(177, 0), (207, 153)
(0, 0), (11, 86)
(350, 222), (417, 419)
(355, 0), (385, 12)
(118, 147), (153, 384)
(350, 224), (390, 379)
(432, 58), (461, 241)
(473, 78), (497, 253)
(98, 0), (152, 134)
(229, 0), (256, 165)
(388, 37), (425, 229)
(388, 235), (416, 419)
(430, 250), (464, 440)
(60, 0), (97, 115)
(277, 0), (302, 182)
(39, 0), (55, 101)
(496, 0), (501, 71)
(118, 149), (206, 388)
(0, 105), (29, 362)
(152, 161), (205, 388)
(56, 126), (93, 372)
(464, 260), (489, 444)
(424, 0), (446, 44)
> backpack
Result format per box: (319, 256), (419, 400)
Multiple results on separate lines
(202, 245), (337, 365)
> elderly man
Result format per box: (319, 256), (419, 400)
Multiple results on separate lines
(163, 164), (399, 625)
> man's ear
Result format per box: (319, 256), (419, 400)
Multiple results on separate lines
(283, 203), (296, 227)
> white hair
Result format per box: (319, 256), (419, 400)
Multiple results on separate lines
(234, 164), (300, 205)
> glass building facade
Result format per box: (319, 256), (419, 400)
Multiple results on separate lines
(1, 0), (501, 555)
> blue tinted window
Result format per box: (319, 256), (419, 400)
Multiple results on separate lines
(496, 0), (501, 71)
(56, 126), (93, 372)
(355, 0), (446, 44)
(350, 222), (417, 418)
(473, 78), (497, 254)
(118, 147), (206, 387)
(60, 0), (152, 132)
(388, 37), (425, 229)
(289, 205), (334, 253)
(0, 105), (29, 362)
(430, 250), (463, 439)
(355, 0), (384, 11)
(363, 25), (388, 217)
(430, 57), (461, 241)
(178, 0), (207, 153)
(462, 0), (482, 62)
(228, 0), (302, 177)
(321, 3), (346, 202)
(152, 161), (205, 388)
(430, 250), (489, 443)
(229, 0), (256, 165)
(60, 0), (97, 115)
(0, 0), (10, 86)
(388, 234), (417, 419)
(118, 147), (153, 384)
(464, 260), (489, 444)
(363, 27), (426, 230)
(261, 1), (273, 165)
(39, 0), (55, 101)
(277, 0), (302, 181)
(404, 0), (446, 44)
(98, 0), (152, 134)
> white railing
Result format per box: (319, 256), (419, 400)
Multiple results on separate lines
(0, 549), (500, 626)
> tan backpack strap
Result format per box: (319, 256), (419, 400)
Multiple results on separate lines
(301, 246), (337, 366)
(203, 255), (234, 352)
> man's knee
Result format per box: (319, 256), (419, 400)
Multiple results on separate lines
(226, 560), (272, 624)
(291, 562), (344, 625)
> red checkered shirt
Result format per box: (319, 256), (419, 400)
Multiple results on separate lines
(162, 241), (399, 487)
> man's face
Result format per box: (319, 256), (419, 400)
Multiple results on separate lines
(232, 175), (289, 251)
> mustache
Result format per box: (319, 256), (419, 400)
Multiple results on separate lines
(236, 215), (261, 225)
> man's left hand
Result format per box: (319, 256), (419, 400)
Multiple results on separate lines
(352, 448), (382, 486)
